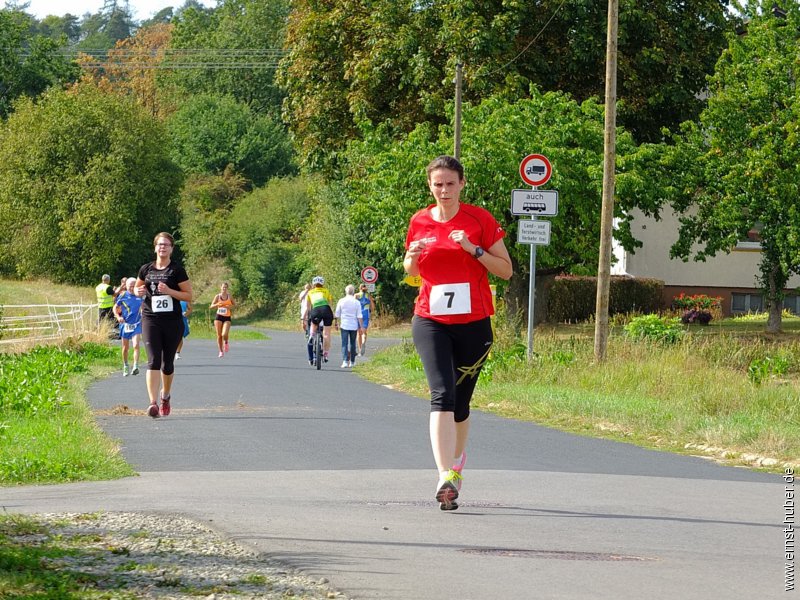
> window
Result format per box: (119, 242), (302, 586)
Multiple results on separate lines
(731, 292), (763, 313)
(735, 223), (763, 250)
(784, 296), (800, 315)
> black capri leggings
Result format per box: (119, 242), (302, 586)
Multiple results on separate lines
(142, 317), (184, 375)
(411, 316), (493, 422)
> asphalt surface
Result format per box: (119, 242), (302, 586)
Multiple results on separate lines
(1, 329), (789, 600)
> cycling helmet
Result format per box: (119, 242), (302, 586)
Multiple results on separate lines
(312, 276), (325, 286)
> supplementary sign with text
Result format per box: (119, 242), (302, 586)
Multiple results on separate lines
(511, 189), (558, 216)
(517, 219), (551, 245)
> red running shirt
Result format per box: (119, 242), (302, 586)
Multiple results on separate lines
(405, 203), (505, 324)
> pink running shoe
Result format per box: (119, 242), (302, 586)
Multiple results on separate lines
(224, 341), (230, 353)
(160, 394), (171, 416)
(147, 404), (160, 418)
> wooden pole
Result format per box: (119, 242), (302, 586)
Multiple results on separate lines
(454, 61), (463, 160)
(594, 0), (619, 362)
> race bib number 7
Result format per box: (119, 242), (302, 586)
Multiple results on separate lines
(152, 295), (174, 313)
(429, 283), (471, 316)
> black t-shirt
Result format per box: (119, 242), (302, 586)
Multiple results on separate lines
(137, 261), (189, 320)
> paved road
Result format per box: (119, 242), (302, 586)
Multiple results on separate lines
(1, 330), (788, 599)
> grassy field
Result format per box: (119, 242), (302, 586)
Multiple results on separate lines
(357, 313), (800, 472)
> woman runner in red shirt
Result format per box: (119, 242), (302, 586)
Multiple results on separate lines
(404, 155), (513, 510)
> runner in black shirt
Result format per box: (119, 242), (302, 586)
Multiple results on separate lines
(134, 232), (193, 418)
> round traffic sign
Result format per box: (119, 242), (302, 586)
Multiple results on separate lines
(519, 154), (552, 187)
(361, 266), (379, 284)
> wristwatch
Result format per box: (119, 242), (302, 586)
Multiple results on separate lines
(473, 246), (485, 259)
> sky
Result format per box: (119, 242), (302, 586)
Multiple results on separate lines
(24, 0), (213, 21)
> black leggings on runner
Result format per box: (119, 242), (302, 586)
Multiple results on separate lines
(411, 316), (493, 422)
(142, 317), (184, 375)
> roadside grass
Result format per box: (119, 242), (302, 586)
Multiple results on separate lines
(0, 339), (134, 486)
(358, 318), (800, 471)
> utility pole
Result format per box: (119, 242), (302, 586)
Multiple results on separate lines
(594, 0), (619, 362)
(454, 61), (463, 160)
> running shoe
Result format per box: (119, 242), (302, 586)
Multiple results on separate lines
(435, 469), (462, 509)
(218, 351), (224, 358)
(451, 451), (466, 490)
(147, 403), (160, 418)
(175, 353), (181, 360)
(323, 351), (328, 363)
(341, 361), (348, 368)
(439, 501), (459, 511)
(160, 394), (171, 416)
(309, 359), (314, 366)
(132, 365), (139, 376)
(224, 341), (230, 353)
(122, 365), (129, 377)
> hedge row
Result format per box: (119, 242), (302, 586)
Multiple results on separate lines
(547, 275), (664, 323)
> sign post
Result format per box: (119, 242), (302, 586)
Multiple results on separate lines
(514, 155), (555, 359)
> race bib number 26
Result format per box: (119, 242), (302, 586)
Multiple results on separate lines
(152, 295), (174, 313)
(429, 283), (471, 316)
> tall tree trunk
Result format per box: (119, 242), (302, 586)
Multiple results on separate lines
(766, 266), (782, 334)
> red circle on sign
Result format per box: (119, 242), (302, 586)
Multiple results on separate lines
(361, 266), (379, 284)
(519, 154), (552, 187)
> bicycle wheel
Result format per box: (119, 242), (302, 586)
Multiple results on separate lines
(315, 330), (323, 370)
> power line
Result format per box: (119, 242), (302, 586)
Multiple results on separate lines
(12, 48), (288, 70)
(480, 0), (568, 79)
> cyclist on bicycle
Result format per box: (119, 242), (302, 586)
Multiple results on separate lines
(306, 276), (334, 364)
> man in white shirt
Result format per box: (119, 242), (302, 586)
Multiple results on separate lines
(334, 285), (364, 368)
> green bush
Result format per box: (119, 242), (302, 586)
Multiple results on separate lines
(748, 354), (791, 385)
(548, 275), (664, 323)
(0, 343), (114, 416)
(623, 314), (684, 344)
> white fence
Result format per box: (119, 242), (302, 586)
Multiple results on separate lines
(0, 303), (98, 345)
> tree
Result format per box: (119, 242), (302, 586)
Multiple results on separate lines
(79, 22), (174, 119)
(37, 14), (81, 43)
(166, 93), (296, 186)
(662, 1), (800, 333)
(75, 4), (136, 52)
(140, 7), (174, 28)
(167, 0), (289, 115)
(224, 176), (313, 312)
(338, 88), (637, 316)
(0, 10), (80, 119)
(279, 0), (732, 170)
(0, 83), (183, 283)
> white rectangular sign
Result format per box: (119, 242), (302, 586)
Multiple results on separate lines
(517, 219), (551, 245)
(511, 189), (559, 216)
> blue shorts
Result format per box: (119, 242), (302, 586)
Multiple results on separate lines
(119, 322), (142, 340)
(361, 311), (370, 329)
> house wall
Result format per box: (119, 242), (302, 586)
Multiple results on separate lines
(613, 208), (800, 315)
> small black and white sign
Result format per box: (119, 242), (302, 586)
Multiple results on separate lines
(511, 189), (558, 217)
(517, 220), (551, 245)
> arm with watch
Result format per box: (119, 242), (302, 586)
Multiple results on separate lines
(447, 229), (513, 281)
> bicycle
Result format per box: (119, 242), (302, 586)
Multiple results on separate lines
(313, 322), (324, 370)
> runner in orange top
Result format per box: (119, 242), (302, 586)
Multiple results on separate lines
(210, 282), (235, 358)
